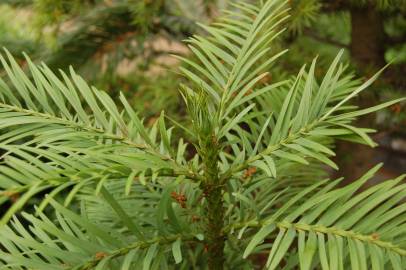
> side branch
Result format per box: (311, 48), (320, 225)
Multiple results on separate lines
(0, 102), (201, 181)
(225, 220), (406, 257)
(78, 234), (200, 270)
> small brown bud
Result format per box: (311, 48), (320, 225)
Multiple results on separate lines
(371, 233), (379, 240)
(171, 191), (187, 208)
(95, 252), (108, 260)
(243, 167), (257, 178)
(390, 104), (401, 114)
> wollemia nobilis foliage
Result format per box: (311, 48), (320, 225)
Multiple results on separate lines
(0, 0), (405, 269)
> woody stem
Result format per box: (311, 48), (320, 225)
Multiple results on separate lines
(202, 136), (225, 270)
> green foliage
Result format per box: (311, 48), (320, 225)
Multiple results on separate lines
(100, 72), (183, 120)
(288, 0), (321, 34)
(130, 0), (165, 34)
(33, 0), (97, 28)
(0, 0), (405, 269)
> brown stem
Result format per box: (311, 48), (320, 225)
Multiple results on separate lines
(334, 3), (387, 183)
(350, 4), (386, 70)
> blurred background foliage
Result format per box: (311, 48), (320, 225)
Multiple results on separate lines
(0, 0), (405, 180)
